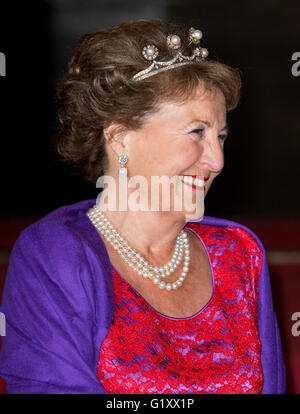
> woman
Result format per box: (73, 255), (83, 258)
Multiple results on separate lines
(0, 19), (285, 394)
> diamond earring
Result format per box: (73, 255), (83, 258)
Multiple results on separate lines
(118, 155), (128, 177)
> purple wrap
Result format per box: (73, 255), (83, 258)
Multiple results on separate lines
(0, 200), (286, 393)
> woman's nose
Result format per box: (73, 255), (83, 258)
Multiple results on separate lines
(200, 138), (224, 173)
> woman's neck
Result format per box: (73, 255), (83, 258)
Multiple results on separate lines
(96, 202), (186, 265)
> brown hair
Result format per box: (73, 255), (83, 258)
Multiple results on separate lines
(54, 19), (241, 183)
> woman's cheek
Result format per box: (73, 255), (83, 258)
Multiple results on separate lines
(182, 144), (202, 166)
(205, 176), (216, 194)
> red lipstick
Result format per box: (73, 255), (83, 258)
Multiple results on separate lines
(183, 175), (209, 181)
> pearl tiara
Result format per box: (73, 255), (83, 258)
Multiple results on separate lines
(132, 27), (208, 81)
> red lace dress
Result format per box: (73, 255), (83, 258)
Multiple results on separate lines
(97, 222), (264, 394)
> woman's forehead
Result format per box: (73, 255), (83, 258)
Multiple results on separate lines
(144, 87), (226, 125)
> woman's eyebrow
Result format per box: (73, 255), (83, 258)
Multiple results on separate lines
(193, 119), (229, 133)
(220, 124), (229, 133)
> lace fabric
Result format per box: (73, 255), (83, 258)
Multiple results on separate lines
(97, 223), (264, 394)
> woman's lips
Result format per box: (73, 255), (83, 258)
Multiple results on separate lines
(179, 175), (206, 191)
(184, 175), (209, 181)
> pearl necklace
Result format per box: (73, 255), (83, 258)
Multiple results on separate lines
(87, 205), (190, 291)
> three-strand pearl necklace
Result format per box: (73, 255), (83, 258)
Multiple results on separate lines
(87, 205), (190, 291)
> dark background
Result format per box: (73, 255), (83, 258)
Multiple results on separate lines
(0, 0), (299, 220)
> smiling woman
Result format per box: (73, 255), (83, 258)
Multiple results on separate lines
(54, 20), (240, 183)
(0, 19), (285, 394)
(100, 84), (226, 220)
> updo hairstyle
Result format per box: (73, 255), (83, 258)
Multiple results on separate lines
(54, 19), (241, 183)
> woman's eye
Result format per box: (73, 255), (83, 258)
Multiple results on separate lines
(190, 129), (228, 142)
(218, 134), (228, 142)
(191, 128), (204, 137)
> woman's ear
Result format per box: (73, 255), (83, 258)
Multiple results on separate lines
(103, 123), (129, 157)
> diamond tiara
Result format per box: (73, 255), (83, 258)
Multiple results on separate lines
(132, 27), (208, 81)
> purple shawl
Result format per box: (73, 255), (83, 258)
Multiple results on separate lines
(0, 199), (286, 393)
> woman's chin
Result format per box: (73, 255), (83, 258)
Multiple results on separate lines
(183, 204), (205, 222)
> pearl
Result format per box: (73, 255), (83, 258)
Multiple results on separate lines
(119, 167), (127, 177)
(189, 28), (203, 44)
(171, 35), (180, 44)
(167, 34), (182, 50)
(86, 206), (191, 292)
(142, 45), (159, 61)
(193, 30), (202, 40)
(200, 48), (208, 58)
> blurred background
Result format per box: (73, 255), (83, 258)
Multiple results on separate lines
(0, 0), (299, 393)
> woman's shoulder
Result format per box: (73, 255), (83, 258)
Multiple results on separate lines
(188, 215), (266, 256)
(188, 216), (265, 293)
(15, 199), (96, 252)
(6, 199), (112, 304)
(9, 199), (111, 280)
